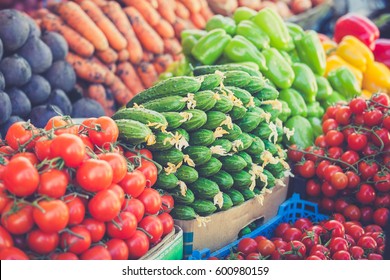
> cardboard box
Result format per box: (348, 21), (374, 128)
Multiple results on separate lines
(142, 226), (183, 260)
(175, 178), (289, 258)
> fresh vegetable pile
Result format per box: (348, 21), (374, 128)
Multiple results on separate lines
(113, 64), (292, 220)
(0, 116), (174, 260)
(208, 218), (386, 260)
(289, 93), (389, 227)
(31, 0), (214, 114)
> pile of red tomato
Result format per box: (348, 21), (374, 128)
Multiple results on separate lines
(209, 218), (385, 260)
(0, 116), (174, 260)
(289, 93), (390, 227)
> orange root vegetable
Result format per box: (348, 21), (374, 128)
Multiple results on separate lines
(122, 0), (161, 27)
(175, 1), (190, 19)
(79, 0), (127, 51)
(190, 12), (206, 29)
(157, 0), (176, 24)
(124, 7), (164, 54)
(153, 54), (174, 74)
(87, 84), (107, 107)
(178, 0), (202, 14)
(116, 62), (145, 94)
(173, 53), (185, 61)
(55, 2), (109, 51)
(142, 51), (155, 63)
(109, 76), (135, 105)
(118, 49), (130, 62)
(137, 62), (158, 88)
(173, 18), (191, 38)
(95, 47), (118, 65)
(154, 19), (175, 39)
(40, 14), (95, 58)
(30, 8), (50, 18)
(199, 0), (214, 21)
(163, 38), (182, 55)
(66, 52), (108, 84)
(102, 2), (143, 64)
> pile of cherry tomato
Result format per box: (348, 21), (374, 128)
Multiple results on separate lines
(0, 116), (174, 260)
(209, 218), (385, 260)
(289, 93), (390, 227)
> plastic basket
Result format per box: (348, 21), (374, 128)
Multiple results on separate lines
(189, 193), (329, 260)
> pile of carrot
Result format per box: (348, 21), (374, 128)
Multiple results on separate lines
(32, 0), (213, 116)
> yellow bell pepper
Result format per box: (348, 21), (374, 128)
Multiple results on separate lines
(325, 55), (363, 87)
(335, 36), (374, 72)
(361, 89), (373, 99)
(363, 61), (390, 94)
(322, 40), (337, 56)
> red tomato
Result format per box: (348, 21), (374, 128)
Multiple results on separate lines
(11, 152), (38, 166)
(327, 147), (343, 159)
(371, 128), (390, 147)
(346, 225), (365, 243)
(138, 215), (163, 244)
(321, 181), (338, 198)
(138, 188), (162, 215)
(246, 252), (261, 260)
(331, 172), (348, 190)
(360, 207), (374, 224)
(107, 212), (137, 239)
(98, 153), (127, 183)
(136, 160), (158, 187)
(119, 171), (146, 198)
(314, 135), (327, 148)
(332, 213), (346, 224)
(371, 93), (389, 107)
(106, 239), (129, 260)
(342, 127), (356, 140)
(161, 194), (174, 214)
(107, 184), (125, 206)
(332, 250), (351, 260)
(364, 109), (383, 127)
(125, 230), (150, 260)
(287, 145), (304, 162)
(273, 239), (288, 250)
(325, 130), (344, 147)
(122, 198), (145, 223)
(0, 225), (13, 250)
(0, 182), (11, 214)
(320, 197), (335, 213)
(3, 157), (39, 197)
(349, 246), (365, 259)
(365, 224), (383, 233)
(349, 98), (367, 114)
(294, 218), (312, 231)
(322, 119), (338, 134)
(44, 116), (77, 135)
(27, 229), (59, 254)
(79, 134), (94, 150)
(282, 227), (302, 242)
(328, 237), (349, 255)
(64, 196), (85, 226)
(80, 245), (112, 260)
(237, 238), (258, 256)
(34, 136), (53, 161)
(368, 253), (383, 260)
(304, 146), (324, 162)
(301, 231), (320, 252)
(310, 244), (330, 256)
(82, 218), (106, 243)
(362, 143), (379, 156)
(5, 122), (36, 151)
(334, 198), (349, 213)
(343, 205), (361, 221)
(88, 189), (121, 222)
(50, 133), (86, 168)
(323, 220), (345, 238)
(284, 240), (306, 260)
(271, 248), (285, 260)
(373, 173), (390, 192)
(375, 193), (390, 208)
(158, 212), (174, 236)
(356, 184), (376, 205)
(37, 169), (68, 198)
(358, 162), (379, 180)
(306, 179), (321, 197)
(357, 236), (377, 251)
(315, 160), (330, 179)
(346, 171), (361, 189)
(79, 118), (97, 134)
(257, 239), (275, 257)
(1, 202), (34, 235)
(0, 246), (29, 260)
(383, 115), (390, 130)
(335, 106), (352, 125)
(33, 200), (69, 233)
(76, 159), (113, 192)
(89, 117), (119, 147)
(340, 150), (360, 166)
(60, 225), (91, 254)
(298, 160), (315, 178)
(0, 145), (15, 156)
(52, 252), (78, 260)
(274, 223), (292, 238)
(308, 225), (326, 236)
(373, 208), (389, 227)
(347, 133), (367, 151)
(324, 165), (342, 182)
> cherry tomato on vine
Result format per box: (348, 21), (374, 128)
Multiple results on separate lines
(284, 240), (306, 260)
(88, 189), (121, 222)
(119, 170), (146, 198)
(321, 181), (338, 198)
(323, 220), (345, 238)
(373, 208), (389, 227)
(1, 202), (34, 235)
(347, 133), (368, 151)
(50, 133), (86, 168)
(356, 184), (376, 205)
(322, 119), (338, 134)
(106, 239), (129, 260)
(33, 200), (69, 233)
(136, 160), (158, 187)
(98, 153), (127, 183)
(137, 188), (162, 215)
(331, 172), (348, 190)
(76, 159), (113, 192)
(314, 135), (327, 148)
(373, 173), (390, 192)
(107, 212), (137, 240)
(357, 236), (377, 251)
(122, 198), (145, 223)
(364, 109), (383, 127)
(0, 246), (29, 260)
(81, 218), (106, 243)
(282, 227), (302, 242)
(350, 98), (367, 114)
(44, 116), (77, 135)
(327, 147), (343, 159)
(298, 160), (315, 178)
(274, 223), (291, 238)
(287, 145), (303, 162)
(5, 122), (37, 151)
(371, 128), (390, 147)
(126, 230), (150, 260)
(37, 169), (69, 198)
(306, 179), (321, 197)
(138, 215), (163, 245)
(158, 212), (174, 236)
(64, 196), (85, 226)
(237, 238), (257, 256)
(358, 161), (379, 180)
(60, 225), (91, 255)
(89, 117), (119, 148)
(325, 130), (344, 147)
(335, 107), (352, 125)
(257, 239), (276, 257)
(27, 229), (59, 254)
(343, 205), (361, 221)
(80, 246), (112, 260)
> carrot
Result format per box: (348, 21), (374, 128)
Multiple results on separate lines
(116, 62), (145, 94)
(153, 54), (173, 74)
(146, 0), (158, 8)
(66, 52), (108, 83)
(79, 0), (127, 51)
(199, 0), (214, 21)
(40, 14), (95, 58)
(178, 0), (202, 14)
(154, 19), (175, 39)
(87, 84), (107, 108)
(122, 0), (161, 27)
(124, 7), (164, 55)
(190, 12), (206, 29)
(156, 0), (176, 24)
(118, 49), (130, 62)
(173, 53), (185, 61)
(175, 1), (190, 19)
(30, 8), (49, 18)
(172, 18), (190, 39)
(55, 2), (109, 51)
(163, 38), (182, 55)
(109, 76), (135, 105)
(107, 63), (117, 73)
(137, 62), (158, 89)
(142, 51), (155, 63)
(74, 0), (107, 6)
(95, 47), (118, 64)
(102, 2), (143, 64)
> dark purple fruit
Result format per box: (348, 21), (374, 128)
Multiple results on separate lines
(0, 90), (12, 125)
(22, 75), (51, 106)
(71, 98), (105, 118)
(6, 88), (31, 118)
(18, 36), (53, 74)
(0, 54), (32, 87)
(44, 60), (76, 93)
(0, 9), (30, 52)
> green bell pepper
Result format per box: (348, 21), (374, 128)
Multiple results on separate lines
(315, 75), (333, 101)
(233, 7), (257, 23)
(236, 20), (270, 50)
(307, 101), (324, 118)
(262, 48), (295, 89)
(327, 66), (361, 100)
(279, 88), (307, 117)
(279, 100), (291, 122)
(286, 22), (304, 41)
(251, 8), (294, 51)
(292, 63), (318, 103)
(284, 116), (314, 148)
(191, 29), (231, 65)
(320, 90), (347, 109)
(205, 15), (237, 36)
(224, 35), (267, 71)
(308, 117), (323, 138)
(280, 51), (292, 65)
(181, 29), (207, 40)
(182, 35), (198, 56)
(289, 49), (300, 63)
(295, 31), (327, 76)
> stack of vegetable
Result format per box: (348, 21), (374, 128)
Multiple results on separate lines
(112, 63), (292, 221)
(31, 0), (214, 114)
(0, 116), (174, 260)
(0, 9), (96, 137)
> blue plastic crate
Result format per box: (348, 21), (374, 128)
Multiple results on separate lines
(189, 194), (329, 260)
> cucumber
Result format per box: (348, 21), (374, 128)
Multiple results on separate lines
(176, 165), (199, 184)
(180, 109), (207, 132)
(155, 173), (179, 190)
(237, 151), (253, 166)
(236, 111), (263, 132)
(197, 157), (222, 177)
(203, 111), (227, 130)
(220, 193), (233, 211)
(254, 85), (279, 100)
(127, 76), (202, 107)
(112, 108), (167, 129)
(226, 189), (245, 206)
(183, 146), (212, 166)
(214, 95), (234, 113)
(148, 132), (174, 151)
(211, 139), (232, 155)
(220, 154), (247, 172)
(142, 95), (186, 112)
(233, 133), (254, 152)
(266, 162), (286, 179)
(232, 170), (253, 190)
(246, 135), (265, 155)
(170, 205), (196, 220)
(251, 153), (263, 165)
(172, 188), (195, 205)
(242, 76), (267, 94)
(210, 170), (234, 191)
(240, 189), (255, 200)
(193, 64), (262, 77)
(261, 104), (280, 121)
(172, 128), (190, 142)
(230, 105), (247, 121)
(191, 200), (217, 216)
(199, 73), (223, 91)
(221, 123), (242, 141)
(256, 169), (276, 189)
(161, 112), (184, 129)
(225, 86), (252, 107)
(116, 119), (153, 145)
(253, 122), (272, 139)
(153, 148), (184, 166)
(263, 140), (278, 156)
(223, 71), (251, 88)
(194, 90), (217, 111)
(189, 129), (215, 146)
(253, 97), (262, 107)
(190, 178), (220, 200)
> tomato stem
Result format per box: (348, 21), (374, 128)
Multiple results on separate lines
(137, 227), (153, 239)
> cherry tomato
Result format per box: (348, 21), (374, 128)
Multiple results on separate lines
(383, 115), (390, 130)
(119, 171), (146, 198)
(76, 159), (113, 192)
(0, 225), (13, 250)
(364, 109), (383, 127)
(44, 116), (78, 135)
(358, 161), (379, 180)
(371, 93), (389, 108)
(349, 246), (365, 259)
(64, 196), (85, 226)
(79, 134), (94, 151)
(5, 122), (36, 151)
(328, 237), (349, 255)
(50, 133), (86, 168)
(294, 218), (312, 232)
(346, 225), (365, 243)
(136, 160), (158, 187)
(106, 239), (129, 260)
(274, 223), (291, 238)
(237, 238), (258, 256)
(138, 215), (163, 244)
(282, 227), (302, 242)
(331, 172), (348, 190)
(360, 207), (374, 224)
(107, 211), (137, 239)
(0, 182), (11, 214)
(325, 130), (344, 147)
(340, 151), (360, 167)
(284, 240), (306, 260)
(34, 136), (54, 161)
(346, 171), (360, 189)
(356, 184), (376, 205)
(347, 133), (367, 151)
(324, 165), (342, 182)
(322, 119), (338, 134)
(343, 205), (361, 221)
(98, 153), (127, 183)
(301, 231), (320, 252)
(257, 239), (275, 257)
(371, 128), (390, 147)
(78, 118), (97, 135)
(33, 200), (69, 233)
(335, 106), (352, 125)
(27, 229), (59, 254)
(122, 198), (145, 223)
(298, 160), (315, 178)
(81, 218), (106, 243)
(60, 225), (91, 255)
(52, 252), (78, 260)
(88, 189), (121, 222)
(350, 98), (367, 114)
(306, 179), (321, 197)
(108, 184), (125, 206)
(314, 135), (327, 148)
(327, 147), (343, 159)
(158, 212), (174, 236)
(315, 160), (330, 179)
(125, 230), (150, 260)
(1, 202), (34, 235)
(89, 117), (119, 147)
(342, 127), (356, 140)
(323, 220), (345, 238)
(80, 245), (112, 260)
(373, 173), (390, 192)
(245, 252), (261, 260)
(321, 181), (338, 198)
(332, 250), (351, 260)
(161, 194), (174, 214)
(374, 193), (390, 208)
(362, 143), (379, 157)
(320, 197), (335, 213)
(373, 208), (389, 227)
(0, 246), (29, 260)
(37, 169), (69, 198)
(138, 188), (162, 215)
(368, 253), (383, 260)
(287, 145), (304, 162)
(357, 235), (377, 251)
(334, 198), (349, 213)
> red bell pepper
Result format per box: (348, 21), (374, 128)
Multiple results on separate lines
(373, 39), (390, 68)
(334, 13), (380, 50)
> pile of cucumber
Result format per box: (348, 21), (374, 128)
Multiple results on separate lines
(113, 63), (292, 220)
